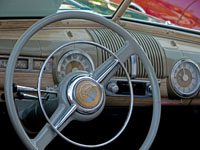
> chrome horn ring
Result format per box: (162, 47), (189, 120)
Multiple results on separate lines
(37, 40), (134, 148)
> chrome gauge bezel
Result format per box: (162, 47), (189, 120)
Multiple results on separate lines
(170, 59), (200, 98)
(56, 49), (95, 83)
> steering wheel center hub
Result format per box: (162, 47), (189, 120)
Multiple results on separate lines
(75, 80), (101, 108)
(68, 76), (104, 114)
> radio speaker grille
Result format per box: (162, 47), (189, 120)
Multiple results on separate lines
(87, 28), (166, 78)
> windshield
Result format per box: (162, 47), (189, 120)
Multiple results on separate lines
(59, 0), (122, 16)
(0, 0), (199, 31)
(0, 0), (122, 17)
(0, 0), (164, 23)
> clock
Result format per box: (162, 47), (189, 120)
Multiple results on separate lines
(170, 59), (200, 98)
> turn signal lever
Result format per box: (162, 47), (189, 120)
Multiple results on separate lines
(12, 83), (57, 94)
(1, 83), (57, 100)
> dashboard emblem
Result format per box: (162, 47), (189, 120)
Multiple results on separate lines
(75, 80), (101, 108)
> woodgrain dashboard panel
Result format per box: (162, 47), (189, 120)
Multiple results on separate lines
(0, 18), (200, 106)
(0, 19), (199, 43)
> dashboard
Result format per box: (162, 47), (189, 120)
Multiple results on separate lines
(0, 19), (200, 106)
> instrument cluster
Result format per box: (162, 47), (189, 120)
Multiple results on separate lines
(54, 49), (95, 83)
(0, 49), (95, 85)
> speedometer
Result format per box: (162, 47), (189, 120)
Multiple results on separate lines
(56, 50), (94, 83)
(170, 59), (200, 98)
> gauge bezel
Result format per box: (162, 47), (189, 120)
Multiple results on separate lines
(55, 49), (95, 83)
(170, 59), (200, 98)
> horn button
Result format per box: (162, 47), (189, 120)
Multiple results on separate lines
(68, 76), (104, 114)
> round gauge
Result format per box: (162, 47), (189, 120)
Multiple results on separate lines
(170, 59), (200, 97)
(56, 50), (95, 83)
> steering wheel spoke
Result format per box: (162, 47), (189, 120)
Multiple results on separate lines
(115, 41), (135, 62)
(54, 104), (77, 130)
(92, 40), (137, 85)
(32, 124), (56, 150)
(93, 58), (119, 84)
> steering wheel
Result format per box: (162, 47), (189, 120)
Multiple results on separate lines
(4, 11), (161, 150)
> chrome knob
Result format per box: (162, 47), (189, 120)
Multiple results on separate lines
(107, 82), (119, 94)
(147, 84), (152, 94)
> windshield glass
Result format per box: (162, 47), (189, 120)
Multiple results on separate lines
(0, 0), (122, 17)
(59, 0), (122, 16)
(0, 0), (199, 31)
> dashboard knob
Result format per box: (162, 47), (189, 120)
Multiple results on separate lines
(107, 82), (119, 94)
(147, 84), (152, 93)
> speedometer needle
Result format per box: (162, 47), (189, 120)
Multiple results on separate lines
(182, 65), (188, 82)
(182, 65), (185, 76)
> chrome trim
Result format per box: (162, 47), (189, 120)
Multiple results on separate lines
(16, 92), (49, 100)
(105, 78), (160, 98)
(96, 59), (119, 83)
(107, 82), (119, 94)
(55, 104), (77, 130)
(17, 92), (39, 99)
(16, 84), (57, 94)
(109, 78), (158, 83)
(170, 59), (200, 98)
(165, 21), (172, 25)
(131, 55), (136, 78)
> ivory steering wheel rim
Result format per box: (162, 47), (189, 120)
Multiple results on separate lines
(4, 11), (161, 150)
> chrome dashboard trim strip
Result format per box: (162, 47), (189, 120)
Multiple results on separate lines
(131, 55), (136, 78)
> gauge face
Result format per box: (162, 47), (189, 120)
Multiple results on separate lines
(56, 50), (94, 82)
(170, 59), (200, 97)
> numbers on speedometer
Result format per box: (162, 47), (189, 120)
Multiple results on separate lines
(170, 59), (200, 98)
(56, 50), (95, 83)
